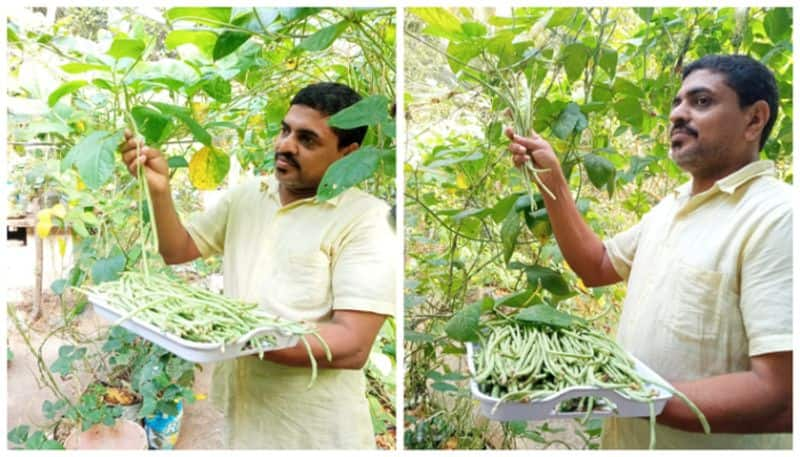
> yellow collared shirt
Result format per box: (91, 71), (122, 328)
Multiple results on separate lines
(601, 160), (792, 449)
(186, 174), (395, 449)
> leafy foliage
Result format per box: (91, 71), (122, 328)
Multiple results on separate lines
(404, 6), (791, 449)
(8, 6), (396, 448)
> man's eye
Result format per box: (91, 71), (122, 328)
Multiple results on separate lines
(695, 96), (711, 106)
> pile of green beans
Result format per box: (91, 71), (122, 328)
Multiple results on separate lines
(83, 271), (331, 387)
(473, 321), (709, 448)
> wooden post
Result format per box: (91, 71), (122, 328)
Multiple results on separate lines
(32, 231), (43, 322)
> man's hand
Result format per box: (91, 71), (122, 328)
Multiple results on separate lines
(658, 351), (792, 433)
(119, 130), (170, 195)
(503, 126), (621, 287)
(119, 129), (200, 264)
(257, 310), (386, 370)
(505, 126), (565, 193)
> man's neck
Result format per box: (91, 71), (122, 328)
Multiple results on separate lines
(689, 157), (759, 196)
(278, 183), (316, 206)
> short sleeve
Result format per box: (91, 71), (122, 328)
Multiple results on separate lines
(185, 189), (234, 258)
(740, 207), (792, 356)
(604, 222), (642, 281)
(331, 204), (396, 317)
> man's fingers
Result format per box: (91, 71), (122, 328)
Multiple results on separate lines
(510, 133), (545, 150)
(504, 126), (516, 141)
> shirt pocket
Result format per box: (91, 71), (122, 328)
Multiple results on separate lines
(666, 259), (724, 342)
(274, 253), (331, 311)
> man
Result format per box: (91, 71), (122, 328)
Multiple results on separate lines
(120, 82), (395, 449)
(507, 55), (791, 448)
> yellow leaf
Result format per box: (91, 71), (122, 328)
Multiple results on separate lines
(456, 173), (468, 189)
(76, 120), (85, 132)
(76, 177), (86, 191)
(36, 209), (53, 239)
(247, 114), (264, 129)
(189, 146), (230, 190)
(285, 58), (298, 70)
(191, 102), (209, 123)
(194, 393), (207, 401)
(51, 203), (66, 219)
(57, 236), (66, 257)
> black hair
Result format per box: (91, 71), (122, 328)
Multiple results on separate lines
(290, 82), (368, 148)
(683, 54), (779, 150)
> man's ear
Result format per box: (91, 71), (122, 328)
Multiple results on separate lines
(744, 100), (770, 144)
(340, 143), (359, 156)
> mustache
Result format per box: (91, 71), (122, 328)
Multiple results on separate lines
(275, 152), (300, 169)
(670, 123), (698, 138)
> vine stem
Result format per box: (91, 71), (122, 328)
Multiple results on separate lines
(123, 110), (157, 278)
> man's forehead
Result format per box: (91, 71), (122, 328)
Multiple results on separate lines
(282, 104), (335, 135)
(677, 69), (730, 96)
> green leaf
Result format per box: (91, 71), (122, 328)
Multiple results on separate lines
(213, 31), (251, 61)
(548, 8), (576, 27)
(444, 302), (481, 342)
(598, 48), (617, 79)
(153, 102), (212, 146)
(91, 255), (126, 284)
(165, 7), (232, 25)
(61, 131), (123, 189)
(47, 80), (88, 107)
(189, 146), (230, 190)
(561, 42), (590, 82)
(328, 95), (389, 129)
(410, 8), (462, 39)
(49, 345), (87, 376)
(131, 106), (171, 145)
(461, 22), (487, 37)
(299, 21), (349, 51)
(51, 279), (68, 295)
(167, 156), (189, 168)
(405, 330), (435, 343)
(551, 102), (587, 139)
(201, 75), (232, 102)
(490, 193), (522, 223)
(316, 146), (381, 201)
(278, 8), (321, 22)
(634, 8), (654, 23)
(8, 425), (29, 445)
(106, 38), (145, 60)
(764, 8), (791, 44)
(525, 265), (571, 295)
(164, 30), (218, 57)
(61, 62), (110, 73)
(500, 208), (521, 264)
(583, 153), (616, 189)
(614, 97), (644, 130)
(431, 381), (459, 392)
(495, 289), (539, 308)
(516, 304), (584, 329)
(487, 32), (515, 67)
(446, 40), (483, 75)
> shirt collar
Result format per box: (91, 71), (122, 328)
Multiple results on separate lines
(261, 173), (345, 207)
(672, 160), (776, 198)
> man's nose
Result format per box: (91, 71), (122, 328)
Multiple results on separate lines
(275, 133), (298, 154)
(669, 100), (689, 127)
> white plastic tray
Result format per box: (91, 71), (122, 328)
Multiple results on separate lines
(90, 293), (299, 364)
(466, 342), (673, 421)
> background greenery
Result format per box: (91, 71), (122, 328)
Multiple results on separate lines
(7, 6), (396, 449)
(403, 6), (792, 449)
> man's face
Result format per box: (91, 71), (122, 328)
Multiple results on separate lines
(273, 104), (354, 195)
(668, 69), (751, 177)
